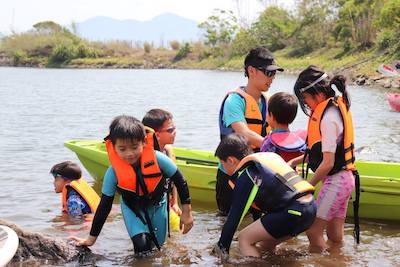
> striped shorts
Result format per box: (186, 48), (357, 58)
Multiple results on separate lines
(316, 170), (355, 221)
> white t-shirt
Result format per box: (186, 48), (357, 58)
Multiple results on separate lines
(320, 106), (344, 153)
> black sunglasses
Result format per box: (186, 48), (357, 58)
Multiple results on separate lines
(256, 68), (276, 77)
(160, 126), (176, 134)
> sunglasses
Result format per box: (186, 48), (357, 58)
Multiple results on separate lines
(51, 172), (62, 179)
(160, 126), (176, 134)
(256, 68), (276, 77)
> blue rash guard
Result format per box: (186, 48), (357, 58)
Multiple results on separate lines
(66, 189), (91, 216)
(101, 151), (177, 244)
(218, 88), (266, 172)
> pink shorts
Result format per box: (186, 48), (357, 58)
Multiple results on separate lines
(316, 170), (355, 221)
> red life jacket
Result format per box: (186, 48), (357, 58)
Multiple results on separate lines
(264, 130), (306, 162)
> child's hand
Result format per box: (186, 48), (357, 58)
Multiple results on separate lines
(68, 235), (97, 247)
(171, 204), (182, 216)
(179, 204), (193, 234)
(287, 159), (297, 170)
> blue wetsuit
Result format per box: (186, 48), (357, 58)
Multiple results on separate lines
(89, 151), (190, 248)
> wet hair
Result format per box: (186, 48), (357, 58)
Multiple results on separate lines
(268, 92), (298, 124)
(50, 161), (82, 180)
(294, 65), (351, 116)
(142, 109), (173, 132)
(244, 47), (275, 77)
(109, 115), (146, 145)
(215, 134), (252, 161)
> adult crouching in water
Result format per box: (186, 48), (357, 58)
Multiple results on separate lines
(69, 115), (193, 256)
(213, 134), (316, 258)
(289, 65), (359, 252)
(217, 47), (283, 215)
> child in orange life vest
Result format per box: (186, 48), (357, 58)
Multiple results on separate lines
(142, 108), (182, 218)
(69, 115), (193, 255)
(50, 161), (100, 216)
(290, 65), (357, 252)
(260, 92), (306, 162)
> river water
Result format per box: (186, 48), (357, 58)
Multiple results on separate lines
(0, 67), (399, 266)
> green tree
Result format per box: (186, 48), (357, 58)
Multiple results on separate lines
(337, 0), (382, 49)
(230, 28), (260, 56)
(289, 0), (335, 56)
(375, 0), (400, 55)
(198, 9), (238, 47)
(251, 6), (295, 51)
(174, 42), (192, 61)
(33, 21), (63, 34)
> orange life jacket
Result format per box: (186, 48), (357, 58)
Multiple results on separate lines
(219, 87), (270, 150)
(105, 132), (163, 196)
(230, 152), (314, 212)
(306, 96), (356, 174)
(62, 179), (100, 213)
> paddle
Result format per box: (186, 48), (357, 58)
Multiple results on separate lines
(176, 156), (219, 166)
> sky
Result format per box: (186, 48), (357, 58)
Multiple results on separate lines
(0, 0), (293, 34)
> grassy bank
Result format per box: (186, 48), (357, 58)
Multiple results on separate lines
(0, 18), (398, 89)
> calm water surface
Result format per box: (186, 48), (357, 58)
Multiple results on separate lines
(0, 67), (399, 266)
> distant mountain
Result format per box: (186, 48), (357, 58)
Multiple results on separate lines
(75, 13), (202, 45)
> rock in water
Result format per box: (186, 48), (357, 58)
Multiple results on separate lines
(0, 219), (94, 264)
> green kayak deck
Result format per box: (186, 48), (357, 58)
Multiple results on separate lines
(65, 140), (400, 222)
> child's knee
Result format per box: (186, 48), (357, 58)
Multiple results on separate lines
(237, 231), (247, 244)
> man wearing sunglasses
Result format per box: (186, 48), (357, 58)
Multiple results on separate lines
(216, 47), (284, 216)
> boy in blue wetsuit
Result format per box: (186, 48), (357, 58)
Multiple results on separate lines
(213, 134), (316, 258)
(260, 92), (306, 162)
(69, 115), (193, 255)
(51, 161), (100, 216)
(217, 47), (283, 215)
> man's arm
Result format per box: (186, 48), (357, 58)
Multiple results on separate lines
(231, 121), (264, 148)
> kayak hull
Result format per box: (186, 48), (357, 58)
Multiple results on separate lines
(65, 140), (400, 222)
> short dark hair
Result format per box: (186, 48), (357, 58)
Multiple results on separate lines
(142, 109), (173, 132)
(268, 92), (298, 125)
(50, 161), (81, 180)
(215, 134), (252, 161)
(109, 115), (146, 145)
(244, 47), (283, 77)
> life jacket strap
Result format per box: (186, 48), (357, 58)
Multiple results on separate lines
(301, 149), (309, 180)
(143, 172), (163, 178)
(245, 118), (263, 124)
(137, 168), (161, 250)
(167, 179), (171, 238)
(353, 170), (361, 244)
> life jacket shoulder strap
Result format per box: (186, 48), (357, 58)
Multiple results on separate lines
(235, 152), (314, 194)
